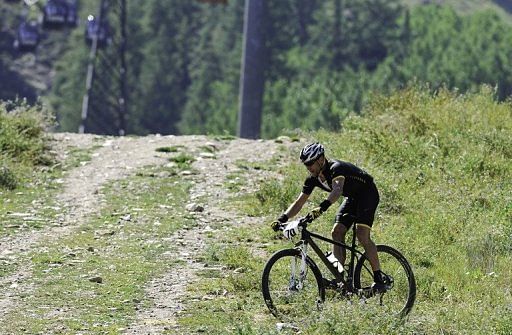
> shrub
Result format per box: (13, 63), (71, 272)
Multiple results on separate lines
(0, 164), (17, 190)
(0, 99), (55, 189)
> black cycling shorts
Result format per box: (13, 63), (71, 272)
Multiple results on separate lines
(335, 182), (379, 229)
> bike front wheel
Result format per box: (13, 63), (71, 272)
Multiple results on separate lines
(261, 248), (325, 320)
(354, 244), (416, 317)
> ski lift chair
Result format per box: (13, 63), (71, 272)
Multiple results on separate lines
(13, 20), (39, 52)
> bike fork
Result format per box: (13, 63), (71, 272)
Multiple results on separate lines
(289, 243), (308, 290)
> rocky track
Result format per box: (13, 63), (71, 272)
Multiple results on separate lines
(0, 133), (301, 334)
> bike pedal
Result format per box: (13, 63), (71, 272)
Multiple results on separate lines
(371, 282), (389, 294)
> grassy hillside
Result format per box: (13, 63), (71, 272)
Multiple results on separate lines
(185, 85), (512, 334)
(1, 85), (511, 333)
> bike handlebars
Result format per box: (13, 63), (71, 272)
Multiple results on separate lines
(277, 215), (313, 231)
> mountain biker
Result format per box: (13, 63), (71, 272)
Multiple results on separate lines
(271, 142), (387, 291)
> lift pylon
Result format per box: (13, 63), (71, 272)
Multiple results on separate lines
(80, 0), (127, 135)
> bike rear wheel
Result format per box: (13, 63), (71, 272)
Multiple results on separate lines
(262, 248), (325, 320)
(354, 244), (416, 317)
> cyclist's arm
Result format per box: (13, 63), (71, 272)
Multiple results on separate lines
(326, 176), (344, 205)
(284, 192), (310, 219)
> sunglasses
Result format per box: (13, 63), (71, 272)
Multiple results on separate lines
(304, 160), (316, 167)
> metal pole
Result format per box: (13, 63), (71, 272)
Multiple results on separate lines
(79, 0), (107, 133)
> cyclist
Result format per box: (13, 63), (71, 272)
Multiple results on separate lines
(271, 142), (388, 291)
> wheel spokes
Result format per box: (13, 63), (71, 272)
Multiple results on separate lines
(266, 254), (322, 320)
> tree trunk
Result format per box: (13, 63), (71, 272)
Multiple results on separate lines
(237, 0), (266, 139)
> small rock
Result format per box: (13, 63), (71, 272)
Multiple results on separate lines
(204, 142), (218, 151)
(275, 135), (291, 143)
(199, 152), (216, 159)
(5, 225), (21, 229)
(8, 213), (31, 217)
(102, 140), (113, 147)
(89, 276), (103, 284)
(276, 323), (299, 332)
(95, 230), (115, 237)
(157, 171), (175, 178)
(185, 203), (204, 212)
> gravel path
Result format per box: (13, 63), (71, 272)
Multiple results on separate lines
(124, 138), (297, 334)
(0, 133), (300, 334)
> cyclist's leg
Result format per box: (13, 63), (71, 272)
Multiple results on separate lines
(332, 222), (348, 265)
(332, 199), (355, 266)
(354, 183), (386, 286)
(355, 224), (379, 272)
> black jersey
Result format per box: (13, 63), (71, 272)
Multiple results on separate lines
(302, 159), (374, 198)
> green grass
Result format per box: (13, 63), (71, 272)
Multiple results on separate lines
(177, 235), (274, 334)
(222, 159), (276, 194)
(62, 144), (103, 169)
(168, 153), (196, 170)
(155, 145), (184, 153)
(176, 85), (512, 334)
(199, 145), (216, 153)
(1, 164), (194, 334)
(213, 134), (236, 141)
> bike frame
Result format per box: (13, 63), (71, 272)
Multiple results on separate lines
(295, 223), (369, 292)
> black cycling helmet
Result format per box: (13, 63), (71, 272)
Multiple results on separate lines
(300, 142), (325, 165)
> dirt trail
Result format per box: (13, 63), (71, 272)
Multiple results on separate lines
(0, 133), (300, 334)
(124, 138), (297, 334)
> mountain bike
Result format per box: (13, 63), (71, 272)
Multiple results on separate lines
(261, 216), (416, 320)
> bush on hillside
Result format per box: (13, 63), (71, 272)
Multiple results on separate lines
(0, 165), (17, 190)
(0, 99), (55, 189)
